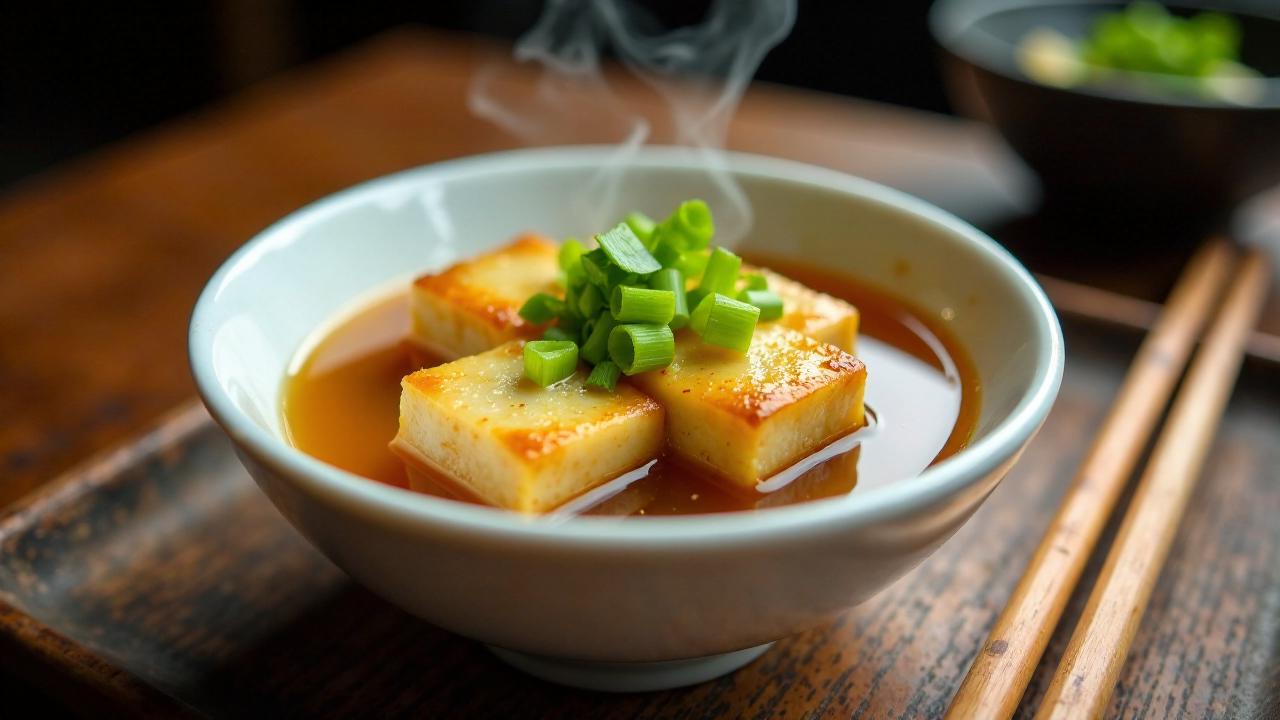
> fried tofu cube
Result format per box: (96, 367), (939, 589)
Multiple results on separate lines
(754, 267), (860, 353)
(411, 235), (560, 359)
(393, 341), (665, 513)
(629, 324), (866, 488)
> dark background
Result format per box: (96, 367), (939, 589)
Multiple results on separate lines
(0, 0), (946, 191)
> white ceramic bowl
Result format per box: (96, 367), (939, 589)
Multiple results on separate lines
(190, 147), (1063, 692)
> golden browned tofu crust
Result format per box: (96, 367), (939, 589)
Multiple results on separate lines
(397, 341), (665, 513)
(754, 266), (860, 353)
(403, 345), (662, 466)
(411, 235), (560, 358)
(630, 325), (866, 487)
(646, 326), (865, 426)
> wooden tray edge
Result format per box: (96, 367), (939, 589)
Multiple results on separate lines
(0, 402), (210, 531)
(0, 603), (198, 719)
(0, 401), (211, 719)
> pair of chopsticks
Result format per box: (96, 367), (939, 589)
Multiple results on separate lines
(946, 240), (1272, 719)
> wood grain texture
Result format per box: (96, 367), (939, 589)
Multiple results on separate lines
(1, 28), (1278, 512)
(1, 318), (1276, 719)
(1035, 251), (1273, 719)
(948, 241), (1235, 719)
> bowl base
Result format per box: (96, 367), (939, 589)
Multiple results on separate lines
(487, 643), (774, 692)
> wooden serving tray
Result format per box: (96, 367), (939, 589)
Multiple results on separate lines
(1, 316), (1276, 719)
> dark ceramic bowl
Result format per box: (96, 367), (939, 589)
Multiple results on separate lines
(930, 0), (1280, 246)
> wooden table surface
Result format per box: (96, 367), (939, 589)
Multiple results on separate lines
(1, 28), (1278, 715)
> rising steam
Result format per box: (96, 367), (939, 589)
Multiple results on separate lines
(469, 0), (797, 244)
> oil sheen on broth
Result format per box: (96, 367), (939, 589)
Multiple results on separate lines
(283, 257), (981, 516)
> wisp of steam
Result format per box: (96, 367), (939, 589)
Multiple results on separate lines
(469, 0), (797, 244)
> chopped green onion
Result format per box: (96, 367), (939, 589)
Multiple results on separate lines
(580, 247), (637, 290)
(610, 285), (675, 325)
(690, 293), (759, 352)
(608, 324), (675, 375)
(518, 293), (565, 325)
(653, 237), (682, 268)
(740, 272), (768, 291)
(585, 360), (622, 391)
(648, 268), (689, 329)
(698, 247), (742, 297)
(578, 283), (605, 317)
(674, 250), (710, 279)
(662, 199), (715, 251)
(596, 223), (661, 275)
(541, 326), (576, 342)
(738, 289), (784, 322)
(559, 238), (587, 288)
(623, 212), (657, 249)
(580, 248), (612, 288)
(687, 287), (708, 314)
(523, 340), (579, 387)
(557, 310), (583, 335)
(580, 313), (618, 365)
(563, 285), (583, 319)
(559, 238), (586, 271)
(689, 292), (711, 334)
(516, 200), (759, 386)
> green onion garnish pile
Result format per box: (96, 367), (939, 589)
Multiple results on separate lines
(517, 200), (784, 390)
(1017, 1), (1264, 103)
(1082, 2), (1245, 79)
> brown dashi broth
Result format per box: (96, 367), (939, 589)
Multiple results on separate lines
(282, 256), (981, 516)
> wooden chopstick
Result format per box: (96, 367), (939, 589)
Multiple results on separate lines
(1036, 273), (1280, 365)
(1033, 249), (1272, 719)
(945, 240), (1235, 719)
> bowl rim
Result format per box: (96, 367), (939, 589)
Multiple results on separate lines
(189, 146), (1064, 547)
(929, 0), (1280, 110)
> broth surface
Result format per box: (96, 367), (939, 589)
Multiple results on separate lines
(282, 258), (980, 515)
